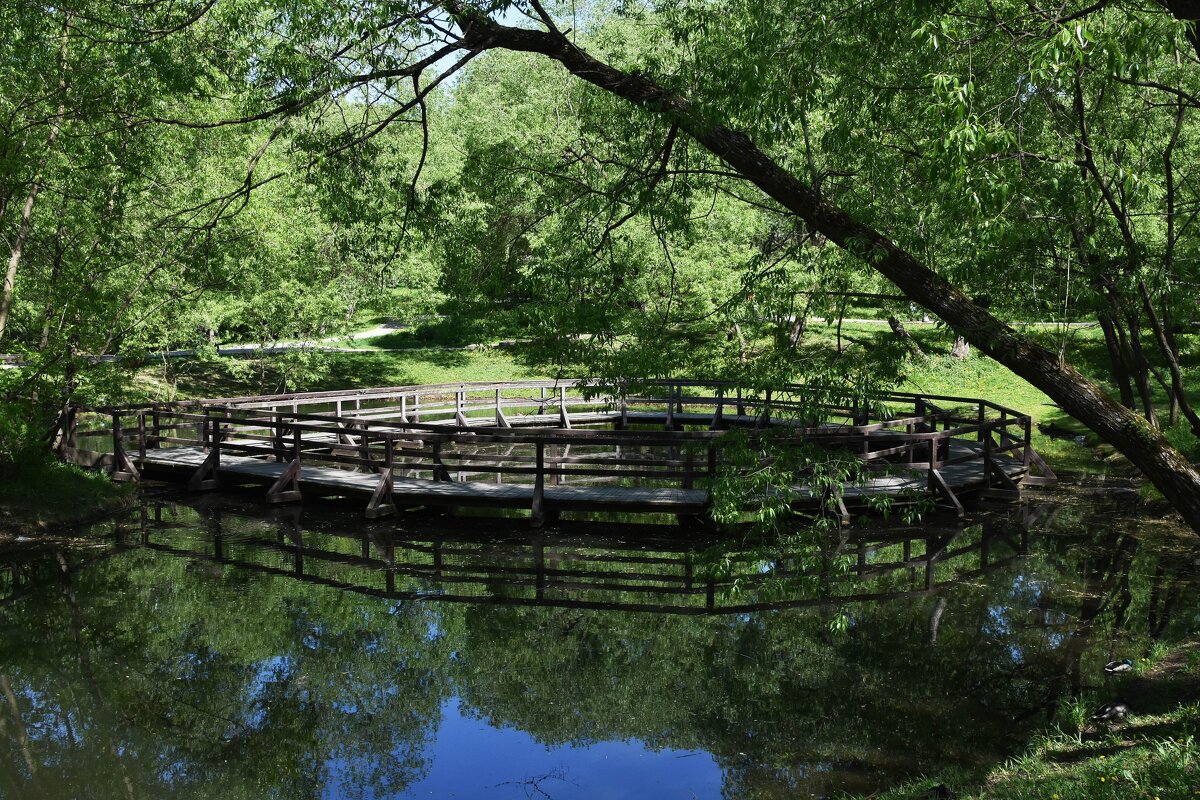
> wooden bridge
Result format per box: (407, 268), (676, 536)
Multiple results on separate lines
(61, 380), (1055, 525)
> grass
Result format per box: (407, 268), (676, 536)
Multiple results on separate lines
(134, 344), (547, 401)
(813, 319), (1200, 476)
(0, 456), (135, 536)
(859, 642), (1200, 800)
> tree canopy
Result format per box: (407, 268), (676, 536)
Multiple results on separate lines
(2, 0), (1200, 528)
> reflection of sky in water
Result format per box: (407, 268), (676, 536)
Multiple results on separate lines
(320, 697), (723, 799)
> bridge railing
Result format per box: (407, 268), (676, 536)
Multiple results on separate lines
(61, 380), (1053, 520)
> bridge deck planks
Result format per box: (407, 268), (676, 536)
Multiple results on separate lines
(134, 438), (1022, 516)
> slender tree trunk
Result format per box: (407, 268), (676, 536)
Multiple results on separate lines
(1140, 281), (1199, 436)
(458, 14), (1200, 533)
(1097, 311), (1135, 409)
(0, 13), (70, 342)
(0, 185), (42, 341)
(887, 315), (925, 359)
(1125, 312), (1160, 429)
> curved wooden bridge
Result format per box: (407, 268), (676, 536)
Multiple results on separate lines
(61, 380), (1055, 525)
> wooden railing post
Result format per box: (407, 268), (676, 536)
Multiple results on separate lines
(531, 441), (545, 527)
(149, 410), (161, 450)
(559, 386), (571, 428)
(983, 423), (994, 489)
(711, 387), (724, 430)
(927, 435), (939, 491)
(431, 440), (451, 481)
(137, 411), (147, 463)
(273, 413), (286, 463)
(456, 388), (468, 426)
(110, 412), (140, 481)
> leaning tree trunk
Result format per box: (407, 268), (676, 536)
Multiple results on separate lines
(456, 12), (1200, 533)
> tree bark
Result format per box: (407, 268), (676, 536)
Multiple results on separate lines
(887, 315), (925, 359)
(1140, 280), (1200, 437)
(1097, 311), (1135, 409)
(0, 13), (70, 342)
(455, 13), (1200, 533)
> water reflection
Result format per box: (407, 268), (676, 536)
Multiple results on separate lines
(0, 488), (1196, 799)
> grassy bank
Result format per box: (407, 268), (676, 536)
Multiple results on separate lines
(0, 456), (135, 537)
(868, 642), (1199, 800)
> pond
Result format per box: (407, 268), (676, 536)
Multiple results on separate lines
(0, 483), (1197, 799)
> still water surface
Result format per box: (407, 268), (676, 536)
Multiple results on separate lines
(1, 484), (1197, 799)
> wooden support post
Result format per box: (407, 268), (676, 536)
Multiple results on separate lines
(137, 411), (147, 464)
(711, 388), (724, 430)
(266, 427), (302, 503)
(110, 412), (140, 482)
(559, 386), (571, 429)
(188, 416), (220, 491)
(531, 442), (546, 527)
(353, 423), (370, 470)
(495, 388), (510, 427)
(983, 427), (993, 489)
(273, 415), (286, 463)
(736, 387), (745, 417)
(683, 449), (694, 490)
(149, 410), (160, 450)
(431, 440), (452, 482)
(929, 469), (965, 518)
(757, 389), (772, 429)
(365, 437), (397, 518)
(538, 386), (546, 416)
(456, 388), (469, 427)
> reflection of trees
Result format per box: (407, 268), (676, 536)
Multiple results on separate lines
(0, 509), (455, 799)
(0, 492), (1196, 799)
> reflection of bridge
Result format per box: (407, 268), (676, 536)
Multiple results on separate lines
(86, 502), (1030, 615)
(63, 380), (1054, 525)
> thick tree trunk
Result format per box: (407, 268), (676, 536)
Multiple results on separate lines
(458, 15), (1200, 533)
